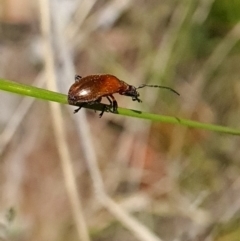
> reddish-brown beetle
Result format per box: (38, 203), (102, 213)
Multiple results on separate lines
(68, 74), (179, 117)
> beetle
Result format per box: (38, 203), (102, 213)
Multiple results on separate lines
(68, 74), (179, 117)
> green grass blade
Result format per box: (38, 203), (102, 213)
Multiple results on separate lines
(0, 78), (67, 104)
(1, 78), (240, 136)
(117, 108), (240, 135)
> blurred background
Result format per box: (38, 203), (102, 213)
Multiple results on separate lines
(0, 0), (240, 240)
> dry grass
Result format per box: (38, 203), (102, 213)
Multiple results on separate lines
(0, 0), (240, 241)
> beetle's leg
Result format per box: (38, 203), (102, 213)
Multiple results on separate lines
(74, 107), (81, 113)
(74, 103), (85, 113)
(94, 98), (102, 113)
(108, 95), (118, 112)
(75, 74), (82, 82)
(96, 98), (107, 117)
(106, 96), (115, 113)
(132, 96), (142, 102)
(89, 98), (105, 117)
(99, 105), (106, 118)
(106, 96), (113, 106)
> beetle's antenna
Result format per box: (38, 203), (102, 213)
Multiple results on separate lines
(137, 84), (180, 96)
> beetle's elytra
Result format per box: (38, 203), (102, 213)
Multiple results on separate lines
(68, 74), (179, 117)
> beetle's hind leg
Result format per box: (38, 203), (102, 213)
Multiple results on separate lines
(93, 97), (106, 118)
(74, 104), (85, 113)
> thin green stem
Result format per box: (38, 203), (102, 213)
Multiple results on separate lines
(0, 79), (67, 104)
(118, 108), (240, 135)
(1, 78), (240, 136)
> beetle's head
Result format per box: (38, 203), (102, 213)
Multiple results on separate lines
(122, 85), (142, 102)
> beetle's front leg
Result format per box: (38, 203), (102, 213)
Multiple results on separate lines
(132, 97), (142, 102)
(107, 95), (118, 112)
